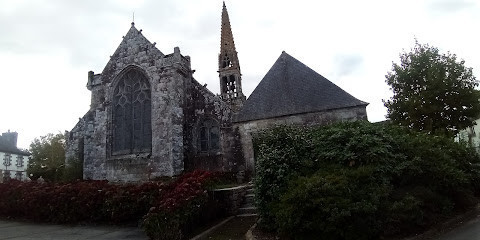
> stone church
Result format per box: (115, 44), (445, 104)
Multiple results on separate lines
(66, 3), (368, 181)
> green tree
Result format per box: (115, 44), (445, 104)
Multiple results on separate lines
(27, 133), (66, 182)
(383, 41), (480, 137)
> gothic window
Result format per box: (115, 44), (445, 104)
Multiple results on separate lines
(222, 54), (232, 68)
(3, 153), (11, 167)
(198, 119), (220, 153)
(229, 75), (237, 96)
(16, 155), (24, 167)
(112, 69), (152, 155)
(222, 75), (238, 98)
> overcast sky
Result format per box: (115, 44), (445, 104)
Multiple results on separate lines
(1, 0), (479, 149)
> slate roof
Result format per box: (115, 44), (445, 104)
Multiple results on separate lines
(234, 51), (368, 122)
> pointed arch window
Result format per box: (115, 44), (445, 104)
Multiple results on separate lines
(112, 69), (152, 155)
(222, 54), (232, 68)
(221, 75), (237, 98)
(198, 119), (220, 153)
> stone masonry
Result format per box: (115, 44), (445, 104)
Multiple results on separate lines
(66, 22), (243, 181)
(65, 3), (368, 182)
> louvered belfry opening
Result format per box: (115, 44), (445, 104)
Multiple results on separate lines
(112, 69), (152, 155)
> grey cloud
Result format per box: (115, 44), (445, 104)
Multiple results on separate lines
(0, 0), (225, 69)
(333, 54), (363, 77)
(140, 1), (219, 42)
(189, 14), (218, 39)
(427, 0), (476, 14)
(0, 0), (127, 65)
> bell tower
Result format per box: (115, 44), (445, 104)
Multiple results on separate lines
(218, 2), (245, 111)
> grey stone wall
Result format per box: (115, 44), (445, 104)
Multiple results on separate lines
(183, 79), (245, 173)
(66, 23), (245, 182)
(234, 105), (368, 173)
(65, 23), (366, 182)
(65, 115), (86, 165)
(66, 24), (194, 182)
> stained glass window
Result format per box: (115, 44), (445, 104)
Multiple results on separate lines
(112, 69), (152, 155)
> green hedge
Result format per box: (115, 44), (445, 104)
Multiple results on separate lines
(253, 121), (480, 239)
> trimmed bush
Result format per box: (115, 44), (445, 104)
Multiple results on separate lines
(0, 170), (219, 240)
(0, 179), (164, 224)
(142, 170), (218, 240)
(254, 121), (480, 239)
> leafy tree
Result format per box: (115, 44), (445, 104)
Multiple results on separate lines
(383, 41), (480, 137)
(27, 133), (66, 182)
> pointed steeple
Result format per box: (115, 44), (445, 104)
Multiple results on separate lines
(219, 2), (238, 68)
(218, 2), (245, 111)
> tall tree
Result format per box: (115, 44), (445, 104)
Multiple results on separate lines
(383, 41), (480, 137)
(27, 133), (66, 181)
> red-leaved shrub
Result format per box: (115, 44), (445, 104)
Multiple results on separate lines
(142, 170), (220, 240)
(0, 169), (218, 235)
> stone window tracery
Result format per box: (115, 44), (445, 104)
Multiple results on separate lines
(222, 54), (232, 68)
(112, 69), (152, 155)
(198, 119), (220, 153)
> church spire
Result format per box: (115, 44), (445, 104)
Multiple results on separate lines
(220, 2), (237, 65)
(218, 2), (245, 111)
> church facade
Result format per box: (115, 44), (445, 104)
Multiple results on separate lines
(65, 3), (368, 181)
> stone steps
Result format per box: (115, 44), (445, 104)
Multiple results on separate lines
(238, 206), (257, 215)
(245, 193), (255, 202)
(238, 183), (257, 216)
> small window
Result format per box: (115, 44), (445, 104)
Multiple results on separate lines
(198, 119), (220, 154)
(16, 156), (24, 167)
(15, 171), (22, 181)
(3, 153), (11, 167)
(3, 170), (10, 181)
(222, 76), (228, 93)
(228, 75), (236, 93)
(222, 54), (232, 68)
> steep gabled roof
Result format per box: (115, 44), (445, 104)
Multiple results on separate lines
(234, 51), (368, 122)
